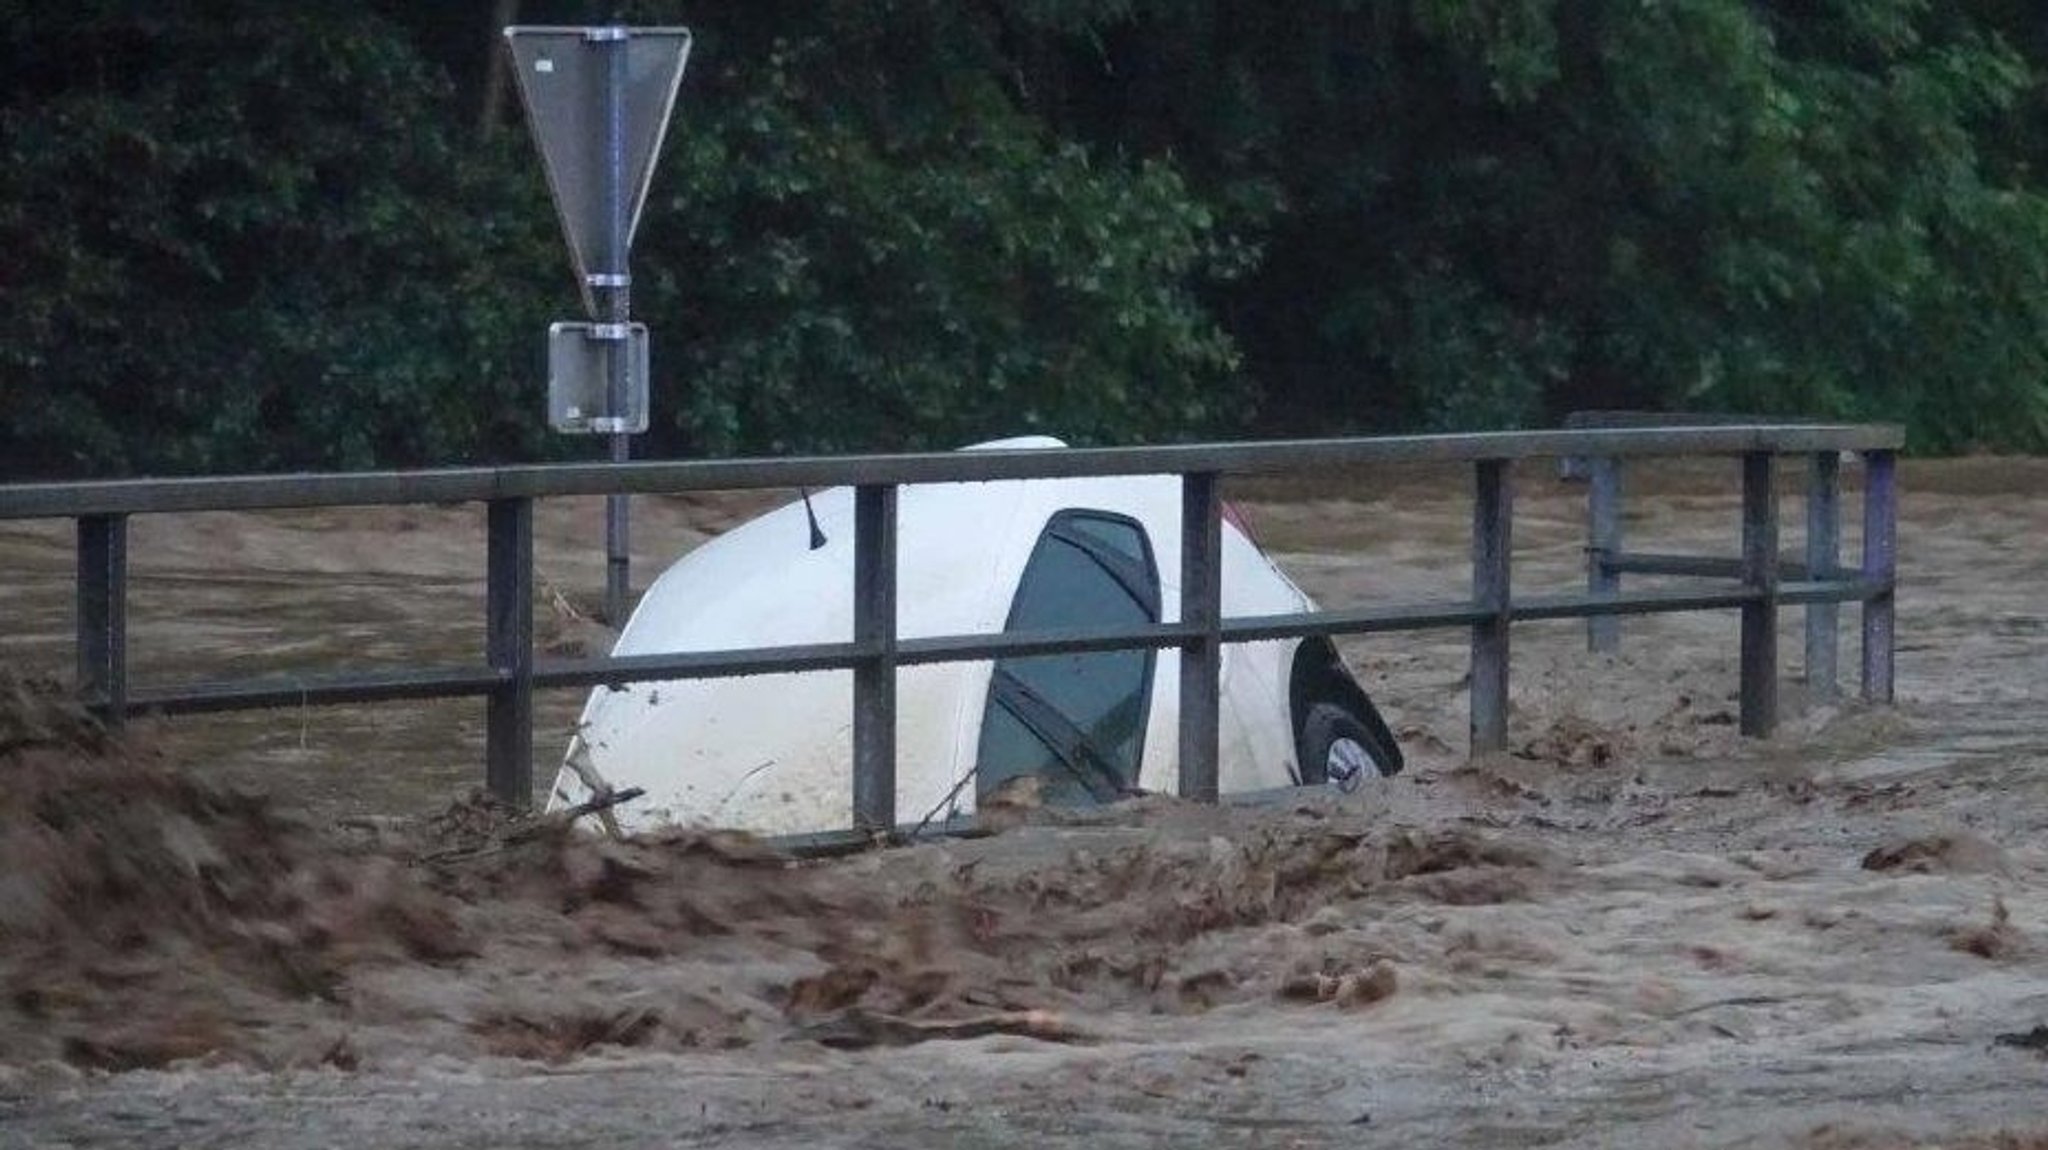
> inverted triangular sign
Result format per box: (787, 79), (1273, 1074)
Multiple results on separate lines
(504, 26), (692, 317)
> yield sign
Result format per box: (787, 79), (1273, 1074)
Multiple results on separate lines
(504, 26), (692, 316)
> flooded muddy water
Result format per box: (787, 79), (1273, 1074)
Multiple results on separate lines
(0, 493), (787, 819)
(1, 457), (2045, 1149)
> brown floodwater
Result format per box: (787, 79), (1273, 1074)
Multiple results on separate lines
(1, 457), (2045, 1149)
(0, 460), (1927, 822)
(0, 492), (790, 820)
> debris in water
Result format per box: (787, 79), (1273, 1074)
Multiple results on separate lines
(792, 1008), (1098, 1049)
(1, 681), (1547, 1072)
(1994, 1024), (2048, 1057)
(1950, 898), (2026, 960)
(1860, 833), (2010, 876)
(1279, 960), (1398, 1009)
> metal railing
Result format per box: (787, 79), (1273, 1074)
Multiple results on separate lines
(0, 423), (1902, 835)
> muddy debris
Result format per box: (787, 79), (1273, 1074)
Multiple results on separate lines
(0, 687), (1555, 1070)
(1803, 1127), (2048, 1149)
(0, 671), (111, 759)
(1994, 1024), (2048, 1057)
(1278, 959), (1399, 1009)
(1861, 832), (2011, 876)
(472, 1005), (668, 1062)
(1515, 713), (1622, 768)
(793, 1008), (1098, 1050)
(1508, 694), (1742, 771)
(1950, 897), (2028, 960)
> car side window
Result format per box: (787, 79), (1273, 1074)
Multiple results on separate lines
(977, 511), (1159, 807)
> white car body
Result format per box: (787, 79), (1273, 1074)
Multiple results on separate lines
(549, 437), (1392, 835)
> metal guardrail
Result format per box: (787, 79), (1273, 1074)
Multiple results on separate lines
(0, 424), (1903, 833)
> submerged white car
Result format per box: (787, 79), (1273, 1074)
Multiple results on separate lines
(549, 437), (1401, 835)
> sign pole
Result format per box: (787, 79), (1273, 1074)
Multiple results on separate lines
(598, 26), (632, 626)
(504, 23), (690, 626)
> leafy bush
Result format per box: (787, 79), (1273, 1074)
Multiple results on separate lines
(0, 5), (564, 476)
(6, 1), (2048, 477)
(1017, 0), (2048, 448)
(632, 31), (1252, 457)
(0, 2), (1250, 477)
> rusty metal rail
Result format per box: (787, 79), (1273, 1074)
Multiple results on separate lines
(0, 424), (1902, 831)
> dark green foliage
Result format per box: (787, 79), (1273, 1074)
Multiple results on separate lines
(628, 18), (1251, 457)
(0, 1), (1246, 476)
(1009, 0), (2048, 448)
(4, 0), (2047, 477)
(0, 4), (565, 475)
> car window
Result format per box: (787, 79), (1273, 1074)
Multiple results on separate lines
(977, 511), (1158, 807)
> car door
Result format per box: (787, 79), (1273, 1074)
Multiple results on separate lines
(975, 510), (1161, 807)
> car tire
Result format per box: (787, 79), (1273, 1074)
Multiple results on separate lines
(1298, 700), (1401, 791)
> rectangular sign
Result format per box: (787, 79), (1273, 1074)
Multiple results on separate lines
(548, 322), (650, 434)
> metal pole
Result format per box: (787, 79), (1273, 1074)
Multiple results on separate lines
(1586, 456), (1622, 653)
(1470, 460), (1512, 755)
(486, 497), (535, 808)
(75, 514), (128, 725)
(1739, 451), (1779, 736)
(851, 484), (899, 833)
(1860, 450), (1897, 703)
(1805, 451), (1841, 700)
(1178, 472), (1223, 802)
(599, 26), (632, 627)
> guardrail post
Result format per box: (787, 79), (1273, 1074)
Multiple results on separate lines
(1860, 450), (1897, 703)
(1179, 472), (1223, 802)
(76, 514), (129, 725)
(1805, 451), (1841, 700)
(1586, 456), (1622, 653)
(852, 483), (899, 833)
(1739, 452), (1779, 736)
(1470, 460), (1512, 755)
(486, 497), (534, 808)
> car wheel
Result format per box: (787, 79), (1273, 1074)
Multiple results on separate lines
(1298, 700), (1400, 792)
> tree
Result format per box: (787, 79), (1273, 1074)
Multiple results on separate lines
(0, 2), (566, 476)
(994, 0), (2048, 448)
(622, 14), (1252, 456)
(8, 1), (2048, 475)
(0, 0), (1251, 477)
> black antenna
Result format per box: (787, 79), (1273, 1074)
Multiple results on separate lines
(800, 487), (827, 550)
